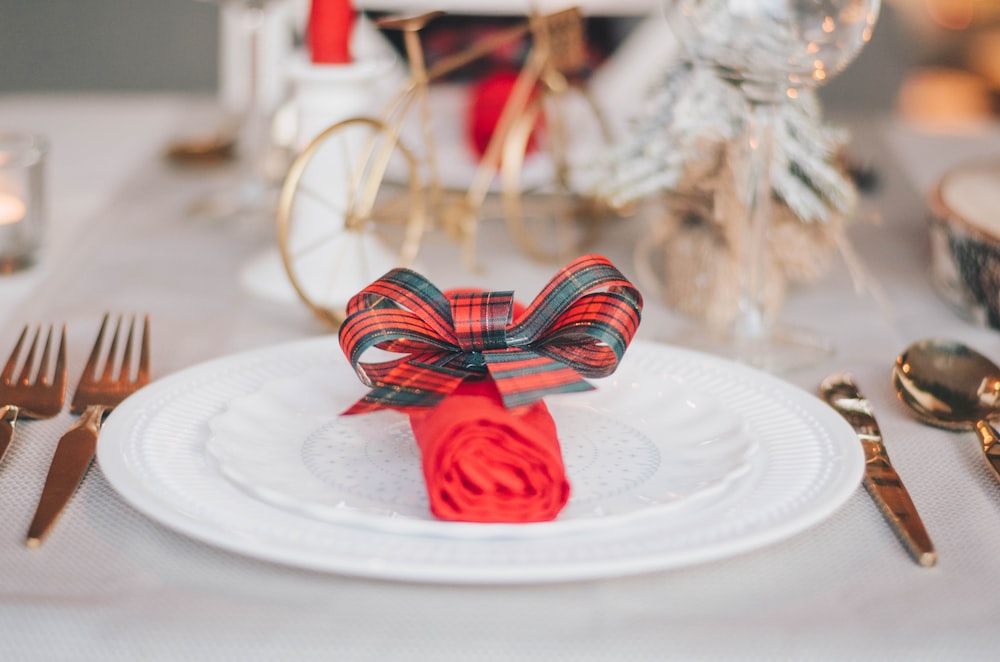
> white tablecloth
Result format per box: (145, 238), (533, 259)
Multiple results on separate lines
(1, 93), (1000, 660)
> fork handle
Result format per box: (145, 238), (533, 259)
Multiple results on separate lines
(26, 405), (105, 547)
(0, 405), (19, 466)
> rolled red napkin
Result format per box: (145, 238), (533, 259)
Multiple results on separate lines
(307, 0), (355, 64)
(409, 376), (569, 523)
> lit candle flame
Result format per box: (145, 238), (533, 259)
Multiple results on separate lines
(0, 193), (25, 225)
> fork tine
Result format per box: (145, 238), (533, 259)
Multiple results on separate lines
(137, 314), (151, 384)
(1, 326), (28, 384)
(118, 316), (135, 382)
(80, 314), (110, 386)
(100, 316), (122, 383)
(52, 325), (67, 398)
(15, 326), (41, 387)
(35, 325), (54, 386)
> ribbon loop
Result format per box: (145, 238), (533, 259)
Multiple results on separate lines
(451, 291), (514, 352)
(338, 254), (642, 413)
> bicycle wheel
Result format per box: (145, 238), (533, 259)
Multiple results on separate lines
(277, 117), (425, 327)
(500, 87), (613, 263)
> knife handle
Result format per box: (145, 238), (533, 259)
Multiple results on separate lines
(0, 405), (18, 466)
(975, 419), (1000, 483)
(819, 373), (937, 567)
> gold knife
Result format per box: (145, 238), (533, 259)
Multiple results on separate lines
(819, 373), (937, 567)
(25, 314), (150, 547)
(26, 408), (103, 546)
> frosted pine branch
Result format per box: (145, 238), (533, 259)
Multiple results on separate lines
(597, 58), (856, 223)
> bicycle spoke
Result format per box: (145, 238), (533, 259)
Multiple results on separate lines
(317, 231), (355, 305)
(297, 183), (349, 219)
(338, 131), (365, 214)
(288, 226), (353, 262)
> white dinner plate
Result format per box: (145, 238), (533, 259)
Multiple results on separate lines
(205, 354), (756, 539)
(98, 338), (863, 584)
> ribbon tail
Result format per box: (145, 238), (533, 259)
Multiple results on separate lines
(342, 360), (469, 414)
(485, 350), (594, 410)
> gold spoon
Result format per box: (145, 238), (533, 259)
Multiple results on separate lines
(893, 338), (1000, 481)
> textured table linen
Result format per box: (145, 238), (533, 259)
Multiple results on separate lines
(1, 94), (1000, 660)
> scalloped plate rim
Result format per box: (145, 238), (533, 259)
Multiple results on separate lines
(96, 337), (864, 584)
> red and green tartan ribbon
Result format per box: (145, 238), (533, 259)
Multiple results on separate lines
(338, 254), (643, 413)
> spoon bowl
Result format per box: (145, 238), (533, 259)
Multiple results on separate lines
(894, 338), (1000, 480)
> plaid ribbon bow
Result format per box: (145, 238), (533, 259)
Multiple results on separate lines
(338, 254), (642, 414)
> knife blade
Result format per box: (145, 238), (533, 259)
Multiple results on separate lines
(819, 373), (937, 567)
(25, 407), (102, 547)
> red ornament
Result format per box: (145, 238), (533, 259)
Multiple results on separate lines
(467, 70), (543, 160)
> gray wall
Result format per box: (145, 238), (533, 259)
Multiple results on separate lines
(1, 0), (219, 91)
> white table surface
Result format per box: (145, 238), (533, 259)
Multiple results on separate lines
(2, 92), (1000, 660)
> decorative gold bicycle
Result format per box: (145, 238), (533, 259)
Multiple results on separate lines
(277, 6), (617, 327)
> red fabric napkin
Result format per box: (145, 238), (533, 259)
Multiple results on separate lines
(307, 0), (355, 64)
(408, 376), (570, 523)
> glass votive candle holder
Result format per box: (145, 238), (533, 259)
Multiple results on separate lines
(0, 133), (47, 273)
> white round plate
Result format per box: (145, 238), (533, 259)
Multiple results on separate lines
(97, 338), (863, 584)
(205, 356), (756, 539)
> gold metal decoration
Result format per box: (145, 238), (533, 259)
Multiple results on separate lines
(894, 338), (1000, 486)
(820, 373), (937, 568)
(276, 6), (616, 327)
(26, 314), (151, 547)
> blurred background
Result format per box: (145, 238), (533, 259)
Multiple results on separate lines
(0, 0), (220, 92)
(1, 1), (998, 123)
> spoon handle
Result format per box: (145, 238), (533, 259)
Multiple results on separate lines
(974, 420), (1000, 482)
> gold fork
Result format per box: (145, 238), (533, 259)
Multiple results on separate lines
(26, 314), (150, 547)
(0, 324), (68, 465)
